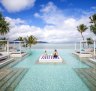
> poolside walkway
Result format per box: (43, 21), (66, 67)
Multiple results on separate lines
(72, 54), (96, 91)
(0, 68), (28, 91)
(74, 68), (96, 91)
(0, 55), (29, 91)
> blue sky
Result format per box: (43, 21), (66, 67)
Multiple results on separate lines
(0, 0), (96, 42)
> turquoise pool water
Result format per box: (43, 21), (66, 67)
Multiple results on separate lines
(14, 44), (90, 91)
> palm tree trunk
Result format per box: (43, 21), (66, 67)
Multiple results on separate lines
(88, 44), (89, 48)
(81, 33), (84, 40)
(29, 44), (31, 48)
(81, 33), (84, 48)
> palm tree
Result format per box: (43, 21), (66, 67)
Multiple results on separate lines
(87, 38), (93, 48)
(77, 24), (88, 41)
(27, 35), (37, 48)
(89, 14), (96, 35)
(17, 37), (24, 41)
(0, 37), (7, 46)
(89, 14), (96, 25)
(23, 37), (28, 47)
(0, 12), (10, 35)
(90, 25), (96, 35)
(0, 12), (9, 49)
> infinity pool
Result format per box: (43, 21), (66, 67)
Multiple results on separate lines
(14, 48), (90, 91)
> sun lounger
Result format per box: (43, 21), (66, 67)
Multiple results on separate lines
(73, 51), (92, 57)
(0, 53), (9, 61)
(75, 48), (93, 54)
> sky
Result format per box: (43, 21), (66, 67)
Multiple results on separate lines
(0, 0), (96, 43)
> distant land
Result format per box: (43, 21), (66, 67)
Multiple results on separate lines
(37, 41), (79, 44)
(37, 41), (48, 43)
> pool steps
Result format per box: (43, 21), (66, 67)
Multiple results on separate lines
(0, 69), (13, 81)
(0, 68), (28, 91)
(74, 68), (96, 91)
(83, 59), (96, 68)
(7, 69), (28, 91)
(0, 54), (30, 91)
(0, 69), (17, 89)
(4, 59), (22, 68)
(0, 58), (15, 68)
(73, 54), (96, 68)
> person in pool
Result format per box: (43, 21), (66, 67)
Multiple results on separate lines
(44, 50), (47, 55)
(53, 49), (58, 58)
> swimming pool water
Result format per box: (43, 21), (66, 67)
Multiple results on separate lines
(14, 49), (90, 91)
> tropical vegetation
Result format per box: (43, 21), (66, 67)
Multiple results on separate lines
(89, 14), (96, 35)
(77, 24), (88, 41)
(17, 37), (24, 41)
(0, 12), (10, 46)
(89, 14), (96, 25)
(17, 35), (37, 48)
(77, 24), (88, 48)
(0, 12), (10, 36)
(27, 35), (37, 48)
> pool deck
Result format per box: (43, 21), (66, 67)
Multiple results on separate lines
(0, 54), (29, 91)
(72, 51), (96, 91)
(73, 52), (92, 58)
(10, 52), (27, 57)
(0, 68), (28, 91)
(74, 68), (96, 91)
(89, 58), (96, 63)
(0, 51), (27, 58)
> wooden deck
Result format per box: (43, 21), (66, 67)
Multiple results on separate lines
(0, 54), (30, 91)
(0, 68), (28, 91)
(74, 68), (96, 91)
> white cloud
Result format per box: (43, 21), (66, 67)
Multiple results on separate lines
(34, 13), (40, 18)
(7, 25), (42, 39)
(40, 2), (58, 13)
(33, 2), (94, 42)
(5, 17), (26, 27)
(38, 2), (65, 25)
(0, 0), (35, 12)
(5, 2), (95, 43)
(6, 16), (92, 43)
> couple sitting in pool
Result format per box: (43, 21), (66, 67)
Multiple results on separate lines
(44, 50), (58, 58)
